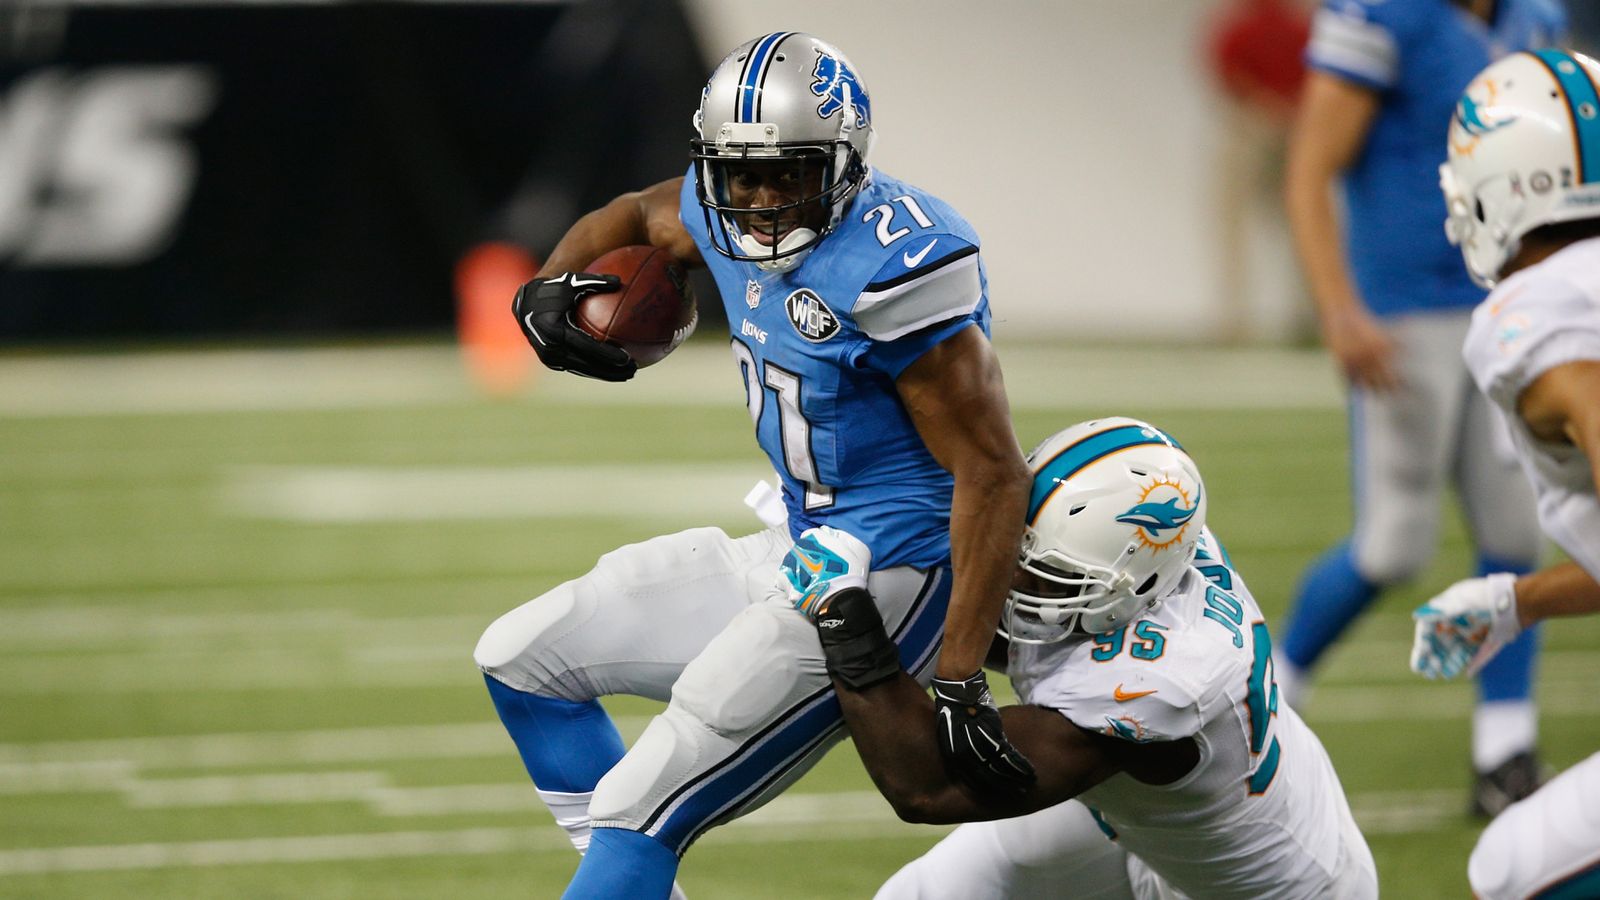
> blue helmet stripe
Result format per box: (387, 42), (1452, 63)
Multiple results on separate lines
(1027, 424), (1181, 524)
(1533, 49), (1600, 183)
(739, 32), (791, 123)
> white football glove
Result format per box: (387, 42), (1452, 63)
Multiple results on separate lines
(1410, 573), (1521, 680)
(776, 526), (872, 618)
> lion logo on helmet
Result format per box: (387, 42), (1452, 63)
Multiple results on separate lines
(811, 51), (871, 126)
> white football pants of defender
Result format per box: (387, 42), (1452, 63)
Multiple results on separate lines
(474, 524), (950, 855)
(876, 797), (1377, 900)
(1468, 750), (1600, 899)
(1348, 311), (1538, 583)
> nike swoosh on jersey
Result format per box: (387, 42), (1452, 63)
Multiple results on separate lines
(1113, 684), (1158, 702)
(902, 238), (938, 268)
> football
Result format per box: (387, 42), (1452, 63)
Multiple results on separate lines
(573, 246), (698, 367)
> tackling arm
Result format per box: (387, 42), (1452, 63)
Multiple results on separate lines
(832, 669), (1124, 824)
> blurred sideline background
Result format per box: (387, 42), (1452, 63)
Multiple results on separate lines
(4, 2), (1600, 898)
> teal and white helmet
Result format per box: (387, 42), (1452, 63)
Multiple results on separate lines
(1002, 418), (1206, 645)
(690, 33), (874, 272)
(1440, 49), (1600, 288)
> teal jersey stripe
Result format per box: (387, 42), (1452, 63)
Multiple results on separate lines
(739, 32), (790, 123)
(1533, 50), (1600, 183)
(1535, 857), (1600, 899)
(1027, 425), (1181, 524)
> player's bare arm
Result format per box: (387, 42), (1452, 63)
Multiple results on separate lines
(1506, 360), (1600, 623)
(1285, 71), (1399, 391)
(895, 325), (1030, 680)
(1412, 353), (1600, 677)
(537, 177), (703, 277)
(514, 178), (701, 382)
(1509, 562), (1600, 628)
(830, 663), (1197, 825)
(1518, 359), (1600, 492)
(894, 325), (1036, 791)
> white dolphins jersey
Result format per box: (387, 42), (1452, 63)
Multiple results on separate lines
(1464, 237), (1600, 581)
(1007, 532), (1365, 898)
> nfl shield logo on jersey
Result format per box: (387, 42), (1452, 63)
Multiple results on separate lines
(785, 289), (840, 342)
(745, 279), (762, 309)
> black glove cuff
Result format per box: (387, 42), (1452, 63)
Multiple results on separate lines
(814, 588), (902, 690)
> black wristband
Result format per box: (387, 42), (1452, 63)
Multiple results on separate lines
(814, 587), (903, 690)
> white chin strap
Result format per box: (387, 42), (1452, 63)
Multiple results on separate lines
(737, 227), (818, 272)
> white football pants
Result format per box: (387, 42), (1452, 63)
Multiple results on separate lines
(876, 795), (1377, 899)
(474, 524), (950, 855)
(1348, 311), (1539, 583)
(1469, 750), (1600, 899)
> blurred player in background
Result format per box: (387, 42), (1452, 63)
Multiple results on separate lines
(1410, 48), (1600, 899)
(1205, 0), (1313, 340)
(473, 33), (1034, 898)
(783, 418), (1376, 899)
(1280, 0), (1566, 815)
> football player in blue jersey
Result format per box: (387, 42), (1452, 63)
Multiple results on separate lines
(1280, 0), (1566, 815)
(474, 33), (1033, 898)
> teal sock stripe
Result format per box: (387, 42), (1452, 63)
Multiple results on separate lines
(1532, 49), (1600, 183)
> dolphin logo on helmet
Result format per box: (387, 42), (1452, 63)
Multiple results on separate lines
(1455, 85), (1515, 139)
(1116, 494), (1201, 534)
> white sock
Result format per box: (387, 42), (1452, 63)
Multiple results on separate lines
(1274, 654), (1309, 711)
(537, 788), (594, 853)
(1472, 700), (1537, 772)
(538, 787), (689, 899)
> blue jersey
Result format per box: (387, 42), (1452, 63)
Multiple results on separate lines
(1307, 0), (1566, 316)
(679, 167), (990, 570)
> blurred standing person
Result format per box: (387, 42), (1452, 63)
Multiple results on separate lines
(1205, 0), (1313, 341)
(1280, 0), (1566, 816)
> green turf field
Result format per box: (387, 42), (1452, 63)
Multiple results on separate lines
(2, 340), (1595, 898)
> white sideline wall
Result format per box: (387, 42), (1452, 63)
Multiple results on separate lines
(683, 1), (1313, 342)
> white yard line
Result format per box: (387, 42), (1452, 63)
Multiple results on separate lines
(0, 342), (1342, 417)
(220, 463), (779, 523)
(0, 784), (1465, 876)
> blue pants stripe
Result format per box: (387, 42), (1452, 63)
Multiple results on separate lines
(644, 566), (951, 853)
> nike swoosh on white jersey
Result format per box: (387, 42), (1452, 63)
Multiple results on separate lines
(902, 239), (938, 268)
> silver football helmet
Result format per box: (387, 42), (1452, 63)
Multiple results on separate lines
(690, 33), (874, 272)
(1440, 49), (1600, 288)
(1002, 417), (1207, 645)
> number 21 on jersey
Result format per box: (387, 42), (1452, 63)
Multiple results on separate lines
(730, 339), (833, 510)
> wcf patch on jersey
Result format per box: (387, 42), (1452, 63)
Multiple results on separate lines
(785, 289), (841, 342)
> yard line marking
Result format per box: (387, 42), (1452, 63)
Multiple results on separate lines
(0, 761), (135, 794)
(1348, 789), (1465, 835)
(126, 771), (390, 808)
(0, 828), (561, 875)
(0, 719), (654, 770)
(0, 343), (1341, 418)
(222, 463), (777, 523)
(0, 785), (1474, 875)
